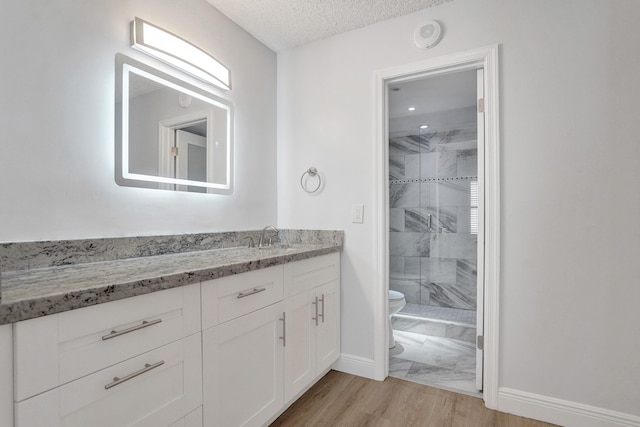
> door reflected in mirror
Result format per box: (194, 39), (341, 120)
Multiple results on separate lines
(115, 54), (233, 194)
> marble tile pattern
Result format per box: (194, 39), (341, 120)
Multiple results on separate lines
(388, 135), (421, 157)
(389, 183), (420, 208)
(0, 230), (343, 325)
(399, 303), (475, 325)
(389, 122), (478, 314)
(389, 330), (480, 396)
(393, 303), (476, 343)
(389, 156), (405, 181)
(392, 315), (476, 344)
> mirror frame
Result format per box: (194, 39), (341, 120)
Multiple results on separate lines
(115, 53), (234, 194)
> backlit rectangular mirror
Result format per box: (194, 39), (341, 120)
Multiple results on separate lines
(115, 54), (234, 194)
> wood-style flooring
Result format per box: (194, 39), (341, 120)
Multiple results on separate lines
(270, 370), (557, 427)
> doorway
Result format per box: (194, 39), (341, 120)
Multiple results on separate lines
(387, 69), (483, 396)
(373, 45), (500, 408)
(158, 112), (211, 193)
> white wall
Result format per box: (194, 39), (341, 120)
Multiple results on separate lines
(277, 0), (640, 422)
(0, 0), (277, 243)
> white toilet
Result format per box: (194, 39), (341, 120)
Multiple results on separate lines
(388, 290), (406, 348)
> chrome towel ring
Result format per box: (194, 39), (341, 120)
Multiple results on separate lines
(300, 167), (322, 193)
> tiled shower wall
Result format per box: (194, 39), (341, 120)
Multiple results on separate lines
(389, 112), (478, 318)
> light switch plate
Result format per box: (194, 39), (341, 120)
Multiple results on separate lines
(352, 204), (364, 223)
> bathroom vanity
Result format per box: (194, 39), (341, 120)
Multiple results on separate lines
(201, 255), (340, 426)
(0, 230), (343, 427)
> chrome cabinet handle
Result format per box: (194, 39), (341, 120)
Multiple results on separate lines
(104, 360), (165, 390)
(237, 287), (266, 299)
(427, 214), (433, 232)
(279, 312), (286, 347)
(319, 294), (325, 323)
(102, 319), (162, 341)
(312, 296), (319, 326)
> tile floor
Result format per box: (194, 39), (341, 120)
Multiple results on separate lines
(389, 329), (481, 397)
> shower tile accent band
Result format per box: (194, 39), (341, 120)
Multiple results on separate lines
(390, 176), (477, 185)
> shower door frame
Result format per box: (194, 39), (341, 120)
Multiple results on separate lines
(373, 44), (500, 409)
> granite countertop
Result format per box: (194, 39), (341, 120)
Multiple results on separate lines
(0, 243), (341, 326)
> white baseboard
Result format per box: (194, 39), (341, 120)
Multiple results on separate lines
(332, 353), (377, 380)
(498, 388), (640, 427)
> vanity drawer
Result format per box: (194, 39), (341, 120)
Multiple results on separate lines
(14, 283), (201, 401)
(15, 333), (202, 427)
(201, 265), (283, 329)
(283, 253), (340, 298)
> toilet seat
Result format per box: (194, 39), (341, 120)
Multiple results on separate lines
(389, 290), (404, 302)
(388, 290), (406, 349)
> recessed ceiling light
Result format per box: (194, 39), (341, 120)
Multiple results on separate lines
(420, 125), (429, 129)
(408, 107), (416, 111)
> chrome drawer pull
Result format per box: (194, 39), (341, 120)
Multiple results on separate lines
(104, 360), (165, 390)
(279, 312), (286, 347)
(319, 294), (325, 323)
(312, 296), (319, 326)
(237, 287), (266, 299)
(102, 319), (162, 341)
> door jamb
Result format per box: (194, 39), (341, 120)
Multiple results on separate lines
(372, 44), (500, 409)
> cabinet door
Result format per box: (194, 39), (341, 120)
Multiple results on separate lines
(0, 324), (12, 427)
(315, 280), (341, 374)
(169, 407), (202, 427)
(283, 290), (316, 402)
(203, 302), (284, 427)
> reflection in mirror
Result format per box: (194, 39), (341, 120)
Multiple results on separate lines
(115, 54), (233, 194)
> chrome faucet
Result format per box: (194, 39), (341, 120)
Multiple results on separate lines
(258, 225), (279, 248)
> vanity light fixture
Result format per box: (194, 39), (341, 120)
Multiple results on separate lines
(408, 107), (416, 111)
(130, 17), (231, 90)
(420, 125), (429, 129)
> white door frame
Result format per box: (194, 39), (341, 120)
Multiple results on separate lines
(372, 44), (500, 409)
(158, 110), (213, 180)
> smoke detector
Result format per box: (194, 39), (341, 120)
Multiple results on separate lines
(414, 20), (442, 49)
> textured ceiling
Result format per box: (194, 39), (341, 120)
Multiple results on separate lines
(206, 0), (453, 52)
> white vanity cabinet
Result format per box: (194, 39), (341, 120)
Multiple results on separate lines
(13, 284), (202, 427)
(7, 249), (341, 427)
(203, 302), (285, 427)
(283, 254), (340, 402)
(15, 334), (202, 427)
(169, 407), (203, 427)
(201, 264), (284, 329)
(201, 253), (341, 427)
(201, 265), (285, 427)
(1, 323), (13, 427)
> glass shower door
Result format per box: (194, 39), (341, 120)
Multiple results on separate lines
(419, 70), (483, 391)
(387, 68), (484, 393)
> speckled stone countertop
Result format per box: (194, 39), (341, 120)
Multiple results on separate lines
(0, 230), (343, 325)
